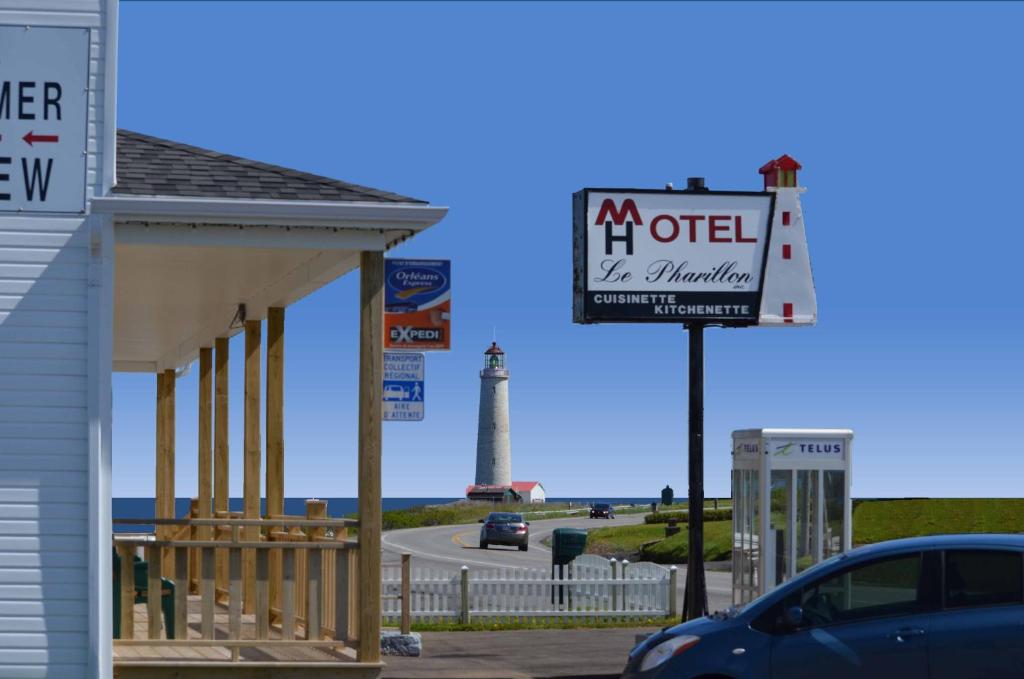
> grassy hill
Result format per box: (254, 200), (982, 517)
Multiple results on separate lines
(854, 498), (1024, 545)
(584, 499), (1024, 564)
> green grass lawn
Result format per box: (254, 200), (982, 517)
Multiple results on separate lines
(585, 520), (733, 564)
(378, 501), (656, 531)
(854, 498), (1024, 545)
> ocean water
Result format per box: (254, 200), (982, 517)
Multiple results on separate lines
(112, 496), (663, 532)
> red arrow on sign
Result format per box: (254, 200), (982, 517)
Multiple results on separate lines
(23, 131), (59, 146)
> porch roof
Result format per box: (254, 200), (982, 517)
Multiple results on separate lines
(91, 130), (448, 373)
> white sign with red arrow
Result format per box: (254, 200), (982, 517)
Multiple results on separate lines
(0, 25), (89, 213)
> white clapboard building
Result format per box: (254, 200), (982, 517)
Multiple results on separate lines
(0, 2), (447, 678)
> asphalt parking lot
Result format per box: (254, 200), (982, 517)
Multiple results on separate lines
(381, 627), (657, 679)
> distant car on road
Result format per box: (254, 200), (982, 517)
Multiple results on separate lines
(382, 384), (409, 400)
(590, 503), (615, 519)
(478, 512), (529, 551)
(622, 534), (1024, 679)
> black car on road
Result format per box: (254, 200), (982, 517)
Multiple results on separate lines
(590, 503), (615, 519)
(479, 512), (529, 550)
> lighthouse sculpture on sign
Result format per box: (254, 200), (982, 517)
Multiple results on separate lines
(757, 155), (817, 326)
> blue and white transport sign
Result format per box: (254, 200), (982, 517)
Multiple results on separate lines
(382, 351), (425, 421)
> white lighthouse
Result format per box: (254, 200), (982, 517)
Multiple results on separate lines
(757, 155), (817, 326)
(474, 342), (512, 487)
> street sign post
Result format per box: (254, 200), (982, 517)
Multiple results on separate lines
(573, 164), (818, 622)
(0, 26), (90, 213)
(383, 351), (425, 421)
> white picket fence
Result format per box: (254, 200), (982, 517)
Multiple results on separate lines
(382, 554), (677, 624)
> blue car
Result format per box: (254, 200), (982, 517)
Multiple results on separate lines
(623, 534), (1024, 678)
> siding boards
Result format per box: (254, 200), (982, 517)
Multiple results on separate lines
(0, 488), (88, 504)
(0, 665), (87, 679)
(0, 391), (87, 407)
(0, 569), (88, 585)
(0, 7), (107, 677)
(0, 617), (84, 633)
(0, 552), (89, 569)
(0, 423), (88, 439)
(0, 504), (88, 521)
(0, 520), (89, 537)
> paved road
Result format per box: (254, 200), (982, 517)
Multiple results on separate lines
(382, 512), (734, 612)
(382, 627), (655, 679)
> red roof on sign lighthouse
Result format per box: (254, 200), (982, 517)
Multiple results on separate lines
(759, 154), (802, 190)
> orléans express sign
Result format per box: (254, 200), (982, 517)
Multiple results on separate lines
(573, 189), (775, 325)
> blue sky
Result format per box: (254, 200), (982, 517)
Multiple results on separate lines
(112, 2), (1023, 499)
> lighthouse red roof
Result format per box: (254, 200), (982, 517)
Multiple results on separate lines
(759, 154), (802, 189)
(759, 154), (802, 175)
(484, 342), (504, 355)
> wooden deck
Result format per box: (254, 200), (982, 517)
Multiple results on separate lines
(114, 595), (382, 679)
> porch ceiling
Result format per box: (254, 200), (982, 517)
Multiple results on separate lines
(113, 238), (357, 372)
(99, 197), (447, 373)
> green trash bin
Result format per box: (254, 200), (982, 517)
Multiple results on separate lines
(551, 528), (588, 606)
(112, 548), (175, 639)
(552, 528), (588, 566)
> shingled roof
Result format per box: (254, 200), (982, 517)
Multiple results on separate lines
(113, 129), (426, 204)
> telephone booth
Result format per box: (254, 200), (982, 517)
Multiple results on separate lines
(731, 429), (853, 605)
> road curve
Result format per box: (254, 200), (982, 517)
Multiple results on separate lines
(381, 511), (734, 611)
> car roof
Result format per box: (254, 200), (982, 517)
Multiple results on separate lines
(738, 533), (1024, 621)
(847, 534), (1024, 558)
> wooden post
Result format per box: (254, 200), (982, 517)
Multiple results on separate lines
(266, 307), (285, 620)
(117, 543), (135, 639)
(145, 545), (162, 639)
(157, 369), (176, 576)
(214, 338), (230, 515)
(174, 547), (188, 639)
(358, 251), (384, 662)
(198, 347), (213, 536)
(282, 548), (296, 640)
(243, 319), (262, 614)
(155, 371), (166, 542)
(214, 337), (230, 601)
(201, 546), (215, 639)
(334, 547), (351, 642)
(305, 499), (327, 539)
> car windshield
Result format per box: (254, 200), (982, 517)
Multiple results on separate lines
(594, 504), (610, 510)
(488, 513), (522, 523)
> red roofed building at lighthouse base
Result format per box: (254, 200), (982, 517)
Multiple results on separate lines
(465, 481), (546, 504)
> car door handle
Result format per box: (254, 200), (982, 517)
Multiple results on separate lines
(888, 628), (926, 643)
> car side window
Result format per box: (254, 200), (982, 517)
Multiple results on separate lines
(944, 550), (1023, 609)
(795, 553), (924, 628)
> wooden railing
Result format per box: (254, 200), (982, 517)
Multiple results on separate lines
(113, 514), (360, 661)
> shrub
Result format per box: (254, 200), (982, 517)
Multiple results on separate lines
(644, 508), (732, 524)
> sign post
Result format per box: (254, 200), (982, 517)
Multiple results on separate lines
(573, 163), (817, 621)
(683, 320), (708, 619)
(382, 351), (425, 422)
